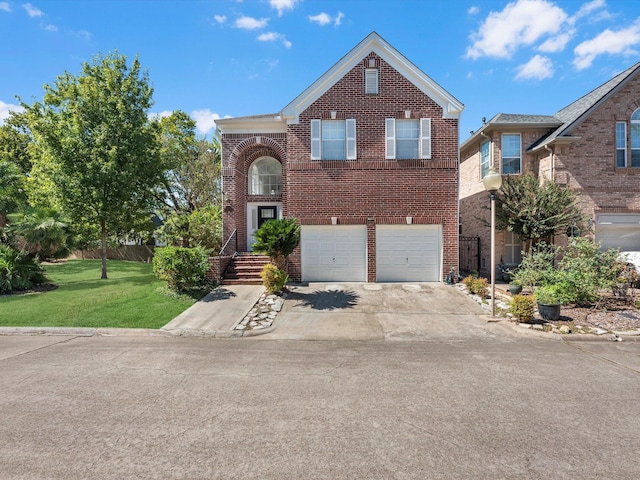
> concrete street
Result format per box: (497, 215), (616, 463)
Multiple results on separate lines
(1, 333), (638, 479)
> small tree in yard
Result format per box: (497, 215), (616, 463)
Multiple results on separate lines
(252, 218), (300, 271)
(495, 173), (586, 253)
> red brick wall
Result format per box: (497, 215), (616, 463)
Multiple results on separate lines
(286, 55), (459, 281)
(221, 54), (460, 282)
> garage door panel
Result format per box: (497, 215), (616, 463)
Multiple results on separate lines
(596, 214), (640, 251)
(301, 226), (367, 282)
(376, 225), (441, 282)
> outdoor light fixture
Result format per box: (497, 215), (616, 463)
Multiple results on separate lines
(483, 166), (502, 317)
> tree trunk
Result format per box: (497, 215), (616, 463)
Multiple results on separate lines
(100, 219), (108, 279)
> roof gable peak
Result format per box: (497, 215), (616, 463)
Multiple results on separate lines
(281, 32), (463, 123)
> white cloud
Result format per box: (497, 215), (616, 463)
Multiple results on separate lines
(0, 100), (25, 125)
(569, 0), (606, 24)
(269, 0), (299, 17)
(234, 16), (269, 30)
(44, 24), (57, 32)
(213, 14), (227, 24)
(308, 12), (330, 26)
(515, 54), (554, 80)
(0, 2), (11, 12)
(468, 6), (479, 15)
(573, 19), (640, 70)
(22, 2), (43, 17)
(538, 30), (573, 52)
(466, 0), (568, 59)
(309, 11), (344, 27)
(191, 109), (221, 135)
(257, 31), (292, 48)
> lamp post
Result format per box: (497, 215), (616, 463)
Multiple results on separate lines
(483, 166), (502, 317)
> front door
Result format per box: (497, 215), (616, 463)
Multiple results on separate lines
(258, 206), (277, 229)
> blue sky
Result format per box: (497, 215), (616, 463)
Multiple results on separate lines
(1, 0), (639, 142)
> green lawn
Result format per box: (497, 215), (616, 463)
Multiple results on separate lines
(0, 259), (198, 329)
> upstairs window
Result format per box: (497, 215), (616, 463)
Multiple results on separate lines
(385, 118), (431, 160)
(480, 140), (490, 178)
(501, 133), (521, 174)
(248, 157), (282, 195)
(311, 119), (357, 160)
(631, 109), (640, 167)
(616, 121), (627, 167)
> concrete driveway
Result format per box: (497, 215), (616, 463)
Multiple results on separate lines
(258, 282), (490, 341)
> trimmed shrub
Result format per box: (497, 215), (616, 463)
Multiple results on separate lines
(463, 275), (488, 297)
(509, 294), (535, 322)
(0, 244), (47, 294)
(152, 246), (209, 292)
(260, 263), (289, 294)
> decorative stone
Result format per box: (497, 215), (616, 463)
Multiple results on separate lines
(559, 325), (571, 334)
(274, 298), (284, 312)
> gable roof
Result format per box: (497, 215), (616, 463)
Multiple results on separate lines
(461, 62), (640, 153)
(281, 31), (464, 124)
(528, 61), (640, 151)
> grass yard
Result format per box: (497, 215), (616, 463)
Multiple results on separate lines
(0, 259), (199, 329)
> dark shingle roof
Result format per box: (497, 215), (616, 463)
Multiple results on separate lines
(489, 113), (562, 125)
(529, 62), (640, 149)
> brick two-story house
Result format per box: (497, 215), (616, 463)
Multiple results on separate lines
(216, 32), (463, 283)
(459, 61), (640, 276)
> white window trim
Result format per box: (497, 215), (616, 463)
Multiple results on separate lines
(311, 118), (357, 160)
(616, 121), (627, 168)
(501, 133), (522, 174)
(385, 117), (431, 160)
(365, 68), (378, 95)
(480, 140), (490, 178)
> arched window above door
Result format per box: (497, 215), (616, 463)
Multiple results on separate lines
(248, 156), (282, 195)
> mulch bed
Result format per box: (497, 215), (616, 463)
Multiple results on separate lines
(554, 297), (640, 332)
(0, 283), (58, 297)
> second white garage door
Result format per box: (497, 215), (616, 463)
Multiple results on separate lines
(595, 214), (640, 251)
(376, 225), (442, 282)
(301, 225), (367, 282)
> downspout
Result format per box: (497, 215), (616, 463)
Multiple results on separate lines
(544, 144), (554, 180)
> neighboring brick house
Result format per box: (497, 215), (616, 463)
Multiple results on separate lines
(459, 61), (640, 276)
(216, 32), (463, 282)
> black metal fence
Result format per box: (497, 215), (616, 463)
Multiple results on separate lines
(459, 236), (480, 274)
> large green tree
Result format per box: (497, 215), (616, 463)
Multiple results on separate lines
(25, 52), (162, 279)
(495, 173), (586, 253)
(154, 111), (222, 249)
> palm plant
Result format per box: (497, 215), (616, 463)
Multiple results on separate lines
(251, 217), (300, 270)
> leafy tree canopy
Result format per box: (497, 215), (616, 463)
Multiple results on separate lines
(495, 173), (586, 252)
(24, 51), (163, 278)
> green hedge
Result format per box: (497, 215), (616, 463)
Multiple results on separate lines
(152, 246), (210, 292)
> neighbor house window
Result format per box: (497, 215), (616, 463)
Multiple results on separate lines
(501, 133), (521, 174)
(616, 121), (627, 167)
(480, 140), (490, 178)
(385, 118), (431, 160)
(248, 157), (282, 195)
(310, 119), (356, 160)
(631, 109), (640, 167)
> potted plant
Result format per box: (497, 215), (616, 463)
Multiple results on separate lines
(508, 279), (522, 295)
(535, 285), (563, 321)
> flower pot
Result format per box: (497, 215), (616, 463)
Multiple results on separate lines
(537, 302), (561, 321)
(508, 283), (522, 295)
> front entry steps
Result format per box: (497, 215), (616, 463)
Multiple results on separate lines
(221, 253), (270, 285)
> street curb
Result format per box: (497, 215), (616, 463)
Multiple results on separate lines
(489, 318), (639, 342)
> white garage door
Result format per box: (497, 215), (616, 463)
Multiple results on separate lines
(376, 225), (442, 282)
(596, 214), (640, 251)
(301, 225), (367, 282)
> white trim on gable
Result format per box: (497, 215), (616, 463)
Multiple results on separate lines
(281, 32), (464, 124)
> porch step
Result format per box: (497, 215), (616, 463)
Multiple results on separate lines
(221, 253), (270, 285)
